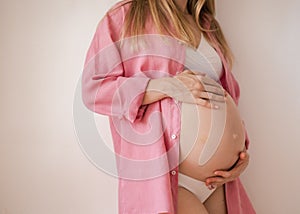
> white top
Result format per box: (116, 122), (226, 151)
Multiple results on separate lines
(184, 34), (223, 82)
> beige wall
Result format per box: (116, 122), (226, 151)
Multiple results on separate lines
(0, 0), (118, 213)
(217, 1), (300, 213)
(0, 0), (299, 213)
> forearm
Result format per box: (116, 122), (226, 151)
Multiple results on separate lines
(142, 78), (171, 105)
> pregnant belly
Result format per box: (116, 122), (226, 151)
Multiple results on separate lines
(178, 91), (245, 181)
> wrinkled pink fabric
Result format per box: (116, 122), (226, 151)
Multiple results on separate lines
(81, 1), (255, 213)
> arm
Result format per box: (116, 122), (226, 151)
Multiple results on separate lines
(142, 71), (226, 106)
(83, 12), (225, 121)
(82, 12), (151, 123)
(142, 78), (169, 105)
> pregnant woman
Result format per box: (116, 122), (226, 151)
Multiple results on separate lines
(81, 0), (255, 213)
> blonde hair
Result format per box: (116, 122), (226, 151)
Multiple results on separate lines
(119, 0), (234, 69)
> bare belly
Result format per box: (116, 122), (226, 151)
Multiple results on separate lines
(178, 91), (245, 181)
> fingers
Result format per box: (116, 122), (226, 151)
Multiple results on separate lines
(205, 171), (236, 189)
(181, 70), (221, 86)
(184, 71), (223, 89)
(188, 90), (222, 109)
(205, 177), (226, 190)
(198, 91), (226, 102)
(205, 172), (232, 187)
(214, 171), (231, 178)
(202, 85), (225, 96)
(183, 95), (223, 108)
(193, 74), (225, 98)
(240, 151), (248, 160)
(204, 152), (251, 191)
(191, 89), (225, 108)
(207, 184), (217, 190)
(173, 70), (227, 105)
(236, 152), (249, 168)
(193, 98), (220, 109)
(181, 70), (198, 75)
(183, 95), (219, 109)
(206, 176), (226, 184)
(192, 81), (226, 103)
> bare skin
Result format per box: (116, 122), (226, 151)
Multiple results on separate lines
(178, 89), (246, 181)
(144, 71), (249, 214)
(178, 184), (227, 214)
(142, 0), (249, 189)
(178, 187), (209, 214)
(160, 185), (227, 214)
(144, 0), (250, 213)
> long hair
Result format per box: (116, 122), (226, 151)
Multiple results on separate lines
(119, 0), (234, 69)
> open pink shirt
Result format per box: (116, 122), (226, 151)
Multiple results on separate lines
(82, 1), (255, 213)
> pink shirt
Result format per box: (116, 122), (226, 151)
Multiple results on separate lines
(82, 1), (255, 213)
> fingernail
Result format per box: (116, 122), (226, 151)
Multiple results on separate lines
(208, 184), (216, 190)
(214, 105), (219, 109)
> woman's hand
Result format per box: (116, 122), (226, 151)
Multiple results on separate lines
(169, 70), (226, 108)
(142, 70), (226, 107)
(205, 151), (250, 190)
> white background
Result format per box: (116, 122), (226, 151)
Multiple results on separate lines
(0, 0), (299, 213)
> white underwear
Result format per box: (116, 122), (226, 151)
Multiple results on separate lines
(178, 172), (216, 203)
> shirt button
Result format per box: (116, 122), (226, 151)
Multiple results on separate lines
(171, 170), (177, 176)
(171, 134), (177, 139)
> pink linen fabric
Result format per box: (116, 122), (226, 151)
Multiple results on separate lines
(81, 1), (255, 213)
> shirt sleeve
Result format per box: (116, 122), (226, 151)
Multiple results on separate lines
(81, 11), (151, 123)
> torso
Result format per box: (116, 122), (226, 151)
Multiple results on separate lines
(178, 17), (245, 181)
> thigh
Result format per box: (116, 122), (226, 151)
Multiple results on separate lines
(178, 186), (209, 214)
(204, 184), (227, 214)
